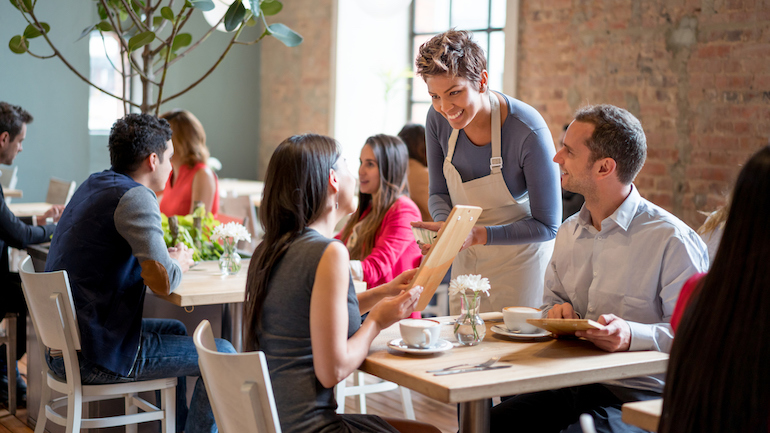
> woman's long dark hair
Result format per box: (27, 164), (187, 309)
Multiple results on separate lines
(339, 134), (409, 259)
(659, 145), (770, 433)
(243, 134), (340, 351)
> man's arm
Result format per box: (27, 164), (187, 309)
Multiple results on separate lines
(541, 257), (579, 318)
(0, 189), (54, 248)
(114, 186), (186, 296)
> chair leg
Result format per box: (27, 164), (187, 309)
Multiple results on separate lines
(34, 372), (50, 433)
(162, 386), (176, 433)
(65, 387), (83, 433)
(334, 375), (348, 414)
(125, 392), (138, 433)
(355, 371), (367, 414)
(399, 386), (415, 420)
(6, 315), (16, 415)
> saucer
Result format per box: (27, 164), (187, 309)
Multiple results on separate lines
(388, 338), (453, 355)
(491, 325), (551, 340)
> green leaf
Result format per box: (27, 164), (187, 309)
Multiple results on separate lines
(96, 21), (113, 32)
(248, 0), (259, 15)
(127, 30), (155, 51)
(9, 0), (33, 12)
(171, 32), (192, 51)
(260, 0), (282, 16)
(9, 35), (27, 54)
(245, 16), (257, 27)
(77, 24), (97, 42)
(267, 23), (302, 47)
(153, 16), (164, 27)
(97, 3), (108, 20)
(189, 0), (215, 11)
(23, 22), (50, 39)
(160, 6), (175, 21)
(224, 0), (246, 32)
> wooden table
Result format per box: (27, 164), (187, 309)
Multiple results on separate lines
(622, 398), (662, 432)
(8, 202), (53, 217)
(361, 317), (669, 433)
(218, 178), (264, 207)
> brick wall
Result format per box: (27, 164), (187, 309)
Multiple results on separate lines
(517, 0), (770, 228)
(258, 0), (335, 178)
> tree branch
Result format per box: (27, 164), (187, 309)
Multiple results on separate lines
(120, 0), (149, 33)
(153, 10), (225, 75)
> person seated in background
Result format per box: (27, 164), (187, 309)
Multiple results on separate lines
(159, 109), (219, 216)
(45, 113), (234, 433)
(337, 135), (423, 294)
(398, 123), (432, 222)
(660, 145), (770, 433)
(0, 102), (63, 407)
(243, 133), (439, 433)
(490, 104), (708, 433)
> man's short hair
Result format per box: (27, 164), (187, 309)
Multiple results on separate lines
(0, 102), (33, 141)
(109, 113), (172, 174)
(574, 104), (647, 185)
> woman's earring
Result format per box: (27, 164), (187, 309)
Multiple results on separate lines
(335, 201), (339, 210)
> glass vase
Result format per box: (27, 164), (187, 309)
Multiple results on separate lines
(453, 292), (486, 346)
(219, 236), (242, 275)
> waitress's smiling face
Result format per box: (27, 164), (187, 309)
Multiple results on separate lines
(425, 73), (486, 130)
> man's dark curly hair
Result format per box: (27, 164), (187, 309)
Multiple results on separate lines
(109, 113), (172, 174)
(0, 102), (33, 141)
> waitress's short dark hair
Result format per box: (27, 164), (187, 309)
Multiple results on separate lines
(109, 113), (172, 174)
(415, 29), (486, 87)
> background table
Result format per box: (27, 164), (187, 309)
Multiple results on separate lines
(361, 317), (669, 433)
(8, 202), (53, 217)
(5, 188), (22, 198)
(218, 178), (264, 207)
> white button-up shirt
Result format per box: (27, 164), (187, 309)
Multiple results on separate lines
(542, 186), (709, 394)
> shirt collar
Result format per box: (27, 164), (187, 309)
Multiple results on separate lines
(573, 185), (641, 234)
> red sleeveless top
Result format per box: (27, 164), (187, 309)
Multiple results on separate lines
(159, 162), (219, 217)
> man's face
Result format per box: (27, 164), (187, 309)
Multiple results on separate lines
(553, 121), (596, 195)
(152, 140), (174, 192)
(0, 123), (26, 165)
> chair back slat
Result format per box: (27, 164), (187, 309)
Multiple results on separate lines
(193, 320), (281, 433)
(19, 257), (82, 352)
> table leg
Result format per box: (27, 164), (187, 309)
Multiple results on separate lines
(459, 398), (491, 433)
(221, 303), (243, 352)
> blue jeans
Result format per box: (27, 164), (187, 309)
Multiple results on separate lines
(48, 319), (235, 433)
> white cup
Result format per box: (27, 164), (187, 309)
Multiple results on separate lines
(399, 318), (441, 348)
(502, 306), (542, 334)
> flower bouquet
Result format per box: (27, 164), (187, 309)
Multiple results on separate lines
(450, 274), (491, 345)
(211, 222), (252, 275)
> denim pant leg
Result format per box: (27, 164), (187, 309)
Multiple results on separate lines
(135, 318), (235, 433)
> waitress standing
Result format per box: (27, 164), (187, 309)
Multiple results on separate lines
(412, 30), (561, 313)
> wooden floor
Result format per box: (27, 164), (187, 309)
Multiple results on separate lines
(1, 379), (458, 433)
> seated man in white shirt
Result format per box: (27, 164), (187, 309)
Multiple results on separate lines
(490, 104), (709, 433)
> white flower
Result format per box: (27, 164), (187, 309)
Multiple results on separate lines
(449, 274), (491, 297)
(211, 222), (252, 243)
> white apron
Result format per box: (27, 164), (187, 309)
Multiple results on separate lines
(444, 93), (554, 314)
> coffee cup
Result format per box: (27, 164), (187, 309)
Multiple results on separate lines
(399, 318), (441, 348)
(502, 306), (542, 334)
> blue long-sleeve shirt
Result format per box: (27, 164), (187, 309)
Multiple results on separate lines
(426, 91), (562, 245)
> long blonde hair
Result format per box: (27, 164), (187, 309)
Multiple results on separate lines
(160, 109), (209, 167)
(698, 193), (731, 240)
(339, 134), (408, 259)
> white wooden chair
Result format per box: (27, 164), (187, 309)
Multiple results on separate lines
(18, 257), (177, 433)
(334, 371), (415, 419)
(0, 312), (18, 415)
(0, 166), (19, 204)
(46, 178), (76, 205)
(193, 320), (281, 433)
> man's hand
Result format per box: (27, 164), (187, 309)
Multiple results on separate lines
(547, 303), (579, 319)
(168, 243), (195, 272)
(42, 205), (65, 223)
(575, 314), (631, 352)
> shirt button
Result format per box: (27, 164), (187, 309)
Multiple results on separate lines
(593, 271), (597, 277)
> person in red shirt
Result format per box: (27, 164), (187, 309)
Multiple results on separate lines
(337, 135), (422, 314)
(158, 109), (219, 216)
(661, 144), (770, 433)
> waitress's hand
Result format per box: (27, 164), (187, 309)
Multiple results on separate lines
(411, 221), (444, 255)
(464, 226), (488, 251)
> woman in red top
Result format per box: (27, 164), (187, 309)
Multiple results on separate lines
(660, 145), (770, 433)
(158, 110), (219, 216)
(337, 135), (422, 297)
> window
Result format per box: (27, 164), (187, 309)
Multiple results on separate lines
(408, 0), (507, 124)
(88, 32), (125, 132)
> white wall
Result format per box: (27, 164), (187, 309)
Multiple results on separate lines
(333, 0), (411, 172)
